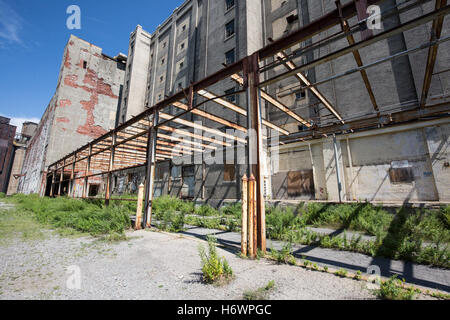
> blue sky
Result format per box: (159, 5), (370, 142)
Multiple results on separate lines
(0, 0), (184, 131)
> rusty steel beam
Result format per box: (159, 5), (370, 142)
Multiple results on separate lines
(420, 0), (448, 108)
(260, 4), (450, 88)
(276, 51), (344, 123)
(336, 0), (379, 113)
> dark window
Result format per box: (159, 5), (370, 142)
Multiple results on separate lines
(179, 61), (184, 69)
(160, 75), (164, 82)
(161, 58), (165, 65)
(225, 88), (236, 103)
(389, 167), (414, 184)
(88, 184), (100, 197)
(225, 48), (235, 65)
(224, 164), (236, 182)
(163, 42), (167, 48)
(226, 0), (235, 11)
(225, 20), (235, 38)
(296, 90), (306, 100)
(156, 166), (165, 180)
(286, 14), (299, 24)
(180, 42), (185, 50)
(182, 25), (186, 31)
(82, 60), (87, 69)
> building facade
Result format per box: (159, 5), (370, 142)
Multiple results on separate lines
(0, 117), (17, 194)
(6, 122), (38, 195)
(111, 0), (449, 205)
(19, 35), (126, 195)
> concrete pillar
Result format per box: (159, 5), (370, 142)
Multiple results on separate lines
(424, 124), (450, 201)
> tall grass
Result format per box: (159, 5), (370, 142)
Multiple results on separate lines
(8, 194), (131, 236)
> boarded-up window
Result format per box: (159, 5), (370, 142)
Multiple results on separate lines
(287, 170), (314, 197)
(155, 166), (165, 180)
(389, 168), (414, 184)
(224, 164), (236, 182)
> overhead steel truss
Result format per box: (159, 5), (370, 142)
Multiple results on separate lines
(46, 0), (450, 252)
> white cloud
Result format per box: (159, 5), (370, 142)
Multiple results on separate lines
(0, 0), (24, 46)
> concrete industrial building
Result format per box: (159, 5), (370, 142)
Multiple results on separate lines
(6, 122), (38, 195)
(23, 0), (450, 207)
(0, 117), (17, 194)
(18, 35), (126, 195)
(112, 0), (450, 205)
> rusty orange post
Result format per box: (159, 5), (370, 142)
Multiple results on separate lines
(135, 183), (145, 230)
(248, 174), (256, 259)
(241, 175), (248, 256)
(252, 174), (258, 255)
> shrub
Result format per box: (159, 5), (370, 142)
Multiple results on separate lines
(243, 280), (276, 300)
(152, 195), (183, 217)
(266, 206), (302, 240)
(0, 192), (6, 198)
(198, 236), (233, 284)
(375, 276), (419, 300)
(196, 204), (219, 217)
(221, 202), (242, 219)
(335, 269), (348, 278)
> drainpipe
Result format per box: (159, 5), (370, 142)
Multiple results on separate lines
(333, 134), (342, 203)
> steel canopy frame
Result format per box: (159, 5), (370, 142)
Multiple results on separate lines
(46, 0), (450, 253)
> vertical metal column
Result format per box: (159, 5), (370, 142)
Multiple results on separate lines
(105, 132), (116, 206)
(333, 134), (343, 203)
(50, 170), (56, 197)
(245, 52), (266, 252)
(82, 144), (92, 199)
(58, 160), (64, 196)
(70, 153), (76, 198)
(144, 111), (159, 229)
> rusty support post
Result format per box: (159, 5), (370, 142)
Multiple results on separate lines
(58, 161), (64, 196)
(82, 144), (92, 199)
(245, 52), (266, 253)
(135, 183), (145, 230)
(50, 171), (56, 197)
(144, 111), (159, 228)
(241, 175), (248, 257)
(70, 153), (76, 198)
(105, 132), (116, 206)
(248, 175), (255, 259)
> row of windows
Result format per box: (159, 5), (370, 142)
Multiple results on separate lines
(156, 164), (236, 182)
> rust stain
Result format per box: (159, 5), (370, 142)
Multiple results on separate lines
(77, 93), (107, 138)
(56, 117), (70, 123)
(59, 99), (72, 108)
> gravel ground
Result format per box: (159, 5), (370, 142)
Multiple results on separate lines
(180, 226), (450, 292)
(0, 227), (388, 300)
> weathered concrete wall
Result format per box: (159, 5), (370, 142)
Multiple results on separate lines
(0, 117), (17, 194)
(271, 119), (450, 202)
(19, 96), (57, 195)
(48, 35), (125, 167)
(19, 35), (125, 194)
(120, 26), (152, 123)
(6, 146), (25, 195)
